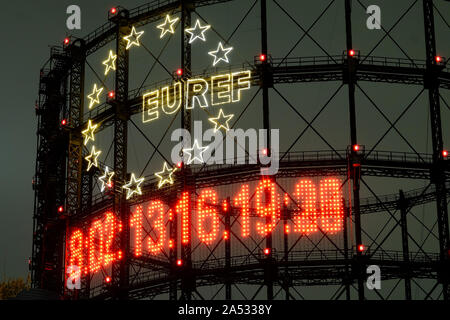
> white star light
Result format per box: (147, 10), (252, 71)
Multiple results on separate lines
(98, 166), (115, 192)
(102, 50), (117, 75)
(185, 19), (211, 43)
(183, 140), (209, 165)
(157, 15), (179, 38)
(85, 146), (101, 171)
(208, 109), (234, 132)
(122, 173), (145, 200)
(123, 26), (145, 50)
(155, 162), (177, 188)
(208, 42), (233, 66)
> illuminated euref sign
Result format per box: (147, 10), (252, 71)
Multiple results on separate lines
(142, 70), (252, 123)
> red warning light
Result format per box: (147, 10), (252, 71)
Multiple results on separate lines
(176, 259), (183, 266)
(108, 91), (115, 99)
(58, 206), (64, 213)
(353, 144), (360, 152)
(177, 161), (183, 168)
(349, 50), (355, 57)
(435, 56), (442, 63)
(61, 119), (67, 126)
(261, 148), (268, 155)
(105, 276), (111, 283)
(64, 38), (70, 45)
(223, 231), (229, 240)
(358, 244), (365, 252)
(110, 7), (117, 14)
(264, 248), (270, 255)
(259, 54), (266, 62)
(443, 150), (448, 158)
(176, 69), (183, 76)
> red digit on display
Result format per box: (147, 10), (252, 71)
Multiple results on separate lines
(68, 229), (84, 275)
(293, 179), (318, 234)
(320, 178), (344, 233)
(87, 219), (103, 273)
(102, 212), (119, 267)
(233, 184), (250, 237)
(197, 189), (219, 244)
(130, 205), (144, 257)
(176, 192), (190, 245)
(147, 200), (166, 254)
(255, 179), (279, 236)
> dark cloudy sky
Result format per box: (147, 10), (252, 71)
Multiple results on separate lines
(0, 0), (448, 300)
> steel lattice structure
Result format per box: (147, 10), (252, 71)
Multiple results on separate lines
(32, 0), (450, 300)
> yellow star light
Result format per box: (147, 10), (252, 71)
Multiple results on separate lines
(102, 50), (117, 75)
(124, 26), (145, 50)
(157, 15), (179, 38)
(208, 109), (234, 132)
(99, 166), (115, 192)
(123, 173), (145, 200)
(81, 120), (98, 145)
(185, 19), (210, 43)
(87, 84), (104, 109)
(155, 162), (177, 189)
(85, 146), (101, 171)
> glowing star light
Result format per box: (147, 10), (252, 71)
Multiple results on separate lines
(157, 15), (179, 38)
(123, 26), (144, 50)
(185, 19), (211, 43)
(155, 162), (177, 188)
(87, 84), (104, 109)
(81, 120), (98, 145)
(209, 109), (234, 132)
(208, 42), (233, 66)
(85, 146), (101, 171)
(123, 173), (145, 199)
(183, 140), (209, 165)
(102, 50), (117, 75)
(99, 166), (115, 192)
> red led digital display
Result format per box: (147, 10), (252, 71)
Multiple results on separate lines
(67, 177), (344, 277)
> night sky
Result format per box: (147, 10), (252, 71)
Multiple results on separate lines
(0, 0), (448, 300)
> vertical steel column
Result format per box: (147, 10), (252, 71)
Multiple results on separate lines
(260, 0), (273, 300)
(224, 197), (232, 300)
(181, 1), (194, 300)
(344, 0), (364, 300)
(282, 204), (289, 300)
(181, 0), (192, 134)
(32, 49), (68, 292)
(65, 43), (85, 298)
(422, 0), (449, 300)
(112, 12), (130, 299)
(399, 190), (412, 300)
(343, 201), (351, 300)
(169, 194), (178, 300)
(66, 44), (85, 218)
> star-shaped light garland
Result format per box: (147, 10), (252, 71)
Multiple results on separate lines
(123, 26), (145, 50)
(102, 50), (117, 75)
(123, 173), (145, 199)
(208, 42), (233, 66)
(208, 109), (234, 132)
(157, 15), (179, 38)
(185, 19), (211, 43)
(81, 120), (98, 145)
(85, 146), (101, 171)
(155, 162), (177, 188)
(87, 84), (104, 109)
(183, 140), (209, 165)
(99, 166), (115, 192)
